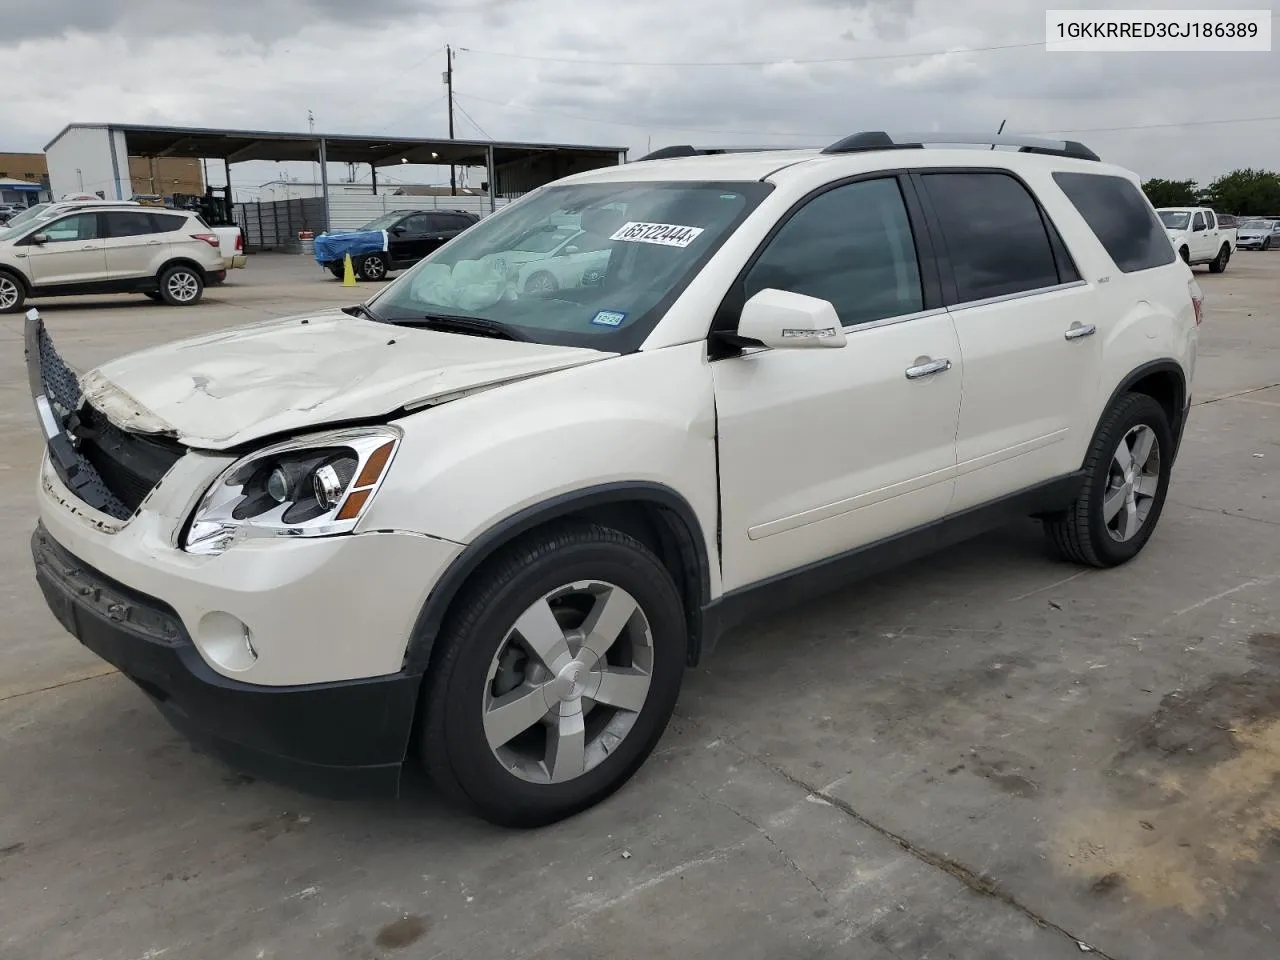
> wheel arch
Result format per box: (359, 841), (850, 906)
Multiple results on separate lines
(158, 257), (208, 281)
(0, 264), (32, 296)
(1091, 359), (1188, 466)
(402, 482), (715, 676)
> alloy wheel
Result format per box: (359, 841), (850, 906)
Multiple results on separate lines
(1104, 424), (1161, 542)
(0, 276), (19, 310)
(482, 580), (654, 785)
(167, 271), (199, 302)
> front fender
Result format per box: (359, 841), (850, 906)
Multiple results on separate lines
(358, 341), (721, 587)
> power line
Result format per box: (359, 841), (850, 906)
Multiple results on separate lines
(452, 91), (830, 138)
(1024, 114), (1280, 135)
(453, 99), (493, 140)
(457, 39), (1044, 68)
(456, 91), (1280, 142)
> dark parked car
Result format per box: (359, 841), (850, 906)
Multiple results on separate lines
(322, 209), (480, 280)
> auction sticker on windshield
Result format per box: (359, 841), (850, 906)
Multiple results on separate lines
(591, 310), (627, 327)
(610, 221), (705, 247)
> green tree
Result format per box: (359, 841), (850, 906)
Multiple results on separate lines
(1141, 178), (1198, 208)
(1203, 168), (1280, 216)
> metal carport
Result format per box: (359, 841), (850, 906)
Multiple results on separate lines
(43, 123), (629, 231)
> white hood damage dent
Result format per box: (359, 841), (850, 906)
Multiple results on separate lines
(80, 310), (614, 451)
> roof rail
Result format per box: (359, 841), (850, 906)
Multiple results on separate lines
(821, 131), (1100, 162)
(635, 145), (799, 162)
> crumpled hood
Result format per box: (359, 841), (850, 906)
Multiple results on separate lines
(80, 309), (613, 450)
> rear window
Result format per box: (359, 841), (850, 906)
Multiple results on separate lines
(1053, 173), (1176, 274)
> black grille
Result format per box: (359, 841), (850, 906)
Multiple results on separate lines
(73, 404), (186, 514)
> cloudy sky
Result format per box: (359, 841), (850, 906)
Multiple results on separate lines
(2, 0), (1276, 195)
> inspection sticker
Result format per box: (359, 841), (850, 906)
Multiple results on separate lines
(591, 310), (627, 327)
(609, 221), (705, 248)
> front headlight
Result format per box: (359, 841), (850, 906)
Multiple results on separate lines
(183, 427), (401, 556)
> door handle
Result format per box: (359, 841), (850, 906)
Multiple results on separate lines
(81, 245), (97, 251)
(905, 357), (952, 380)
(1064, 323), (1097, 341)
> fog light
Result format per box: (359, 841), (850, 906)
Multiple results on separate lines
(196, 611), (258, 672)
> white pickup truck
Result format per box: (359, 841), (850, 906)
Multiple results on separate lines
(1156, 206), (1236, 273)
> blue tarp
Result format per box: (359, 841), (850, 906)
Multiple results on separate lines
(314, 229), (388, 265)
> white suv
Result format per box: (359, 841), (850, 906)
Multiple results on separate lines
(27, 132), (1200, 827)
(1, 205), (226, 313)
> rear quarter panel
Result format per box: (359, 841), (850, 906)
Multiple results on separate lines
(1029, 164), (1197, 466)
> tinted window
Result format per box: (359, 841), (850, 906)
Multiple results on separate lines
(920, 172), (1060, 303)
(151, 212), (189, 232)
(1205, 211), (1216, 229)
(400, 214), (431, 234)
(36, 213), (100, 243)
(744, 178), (924, 327)
(104, 211), (157, 238)
(1192, 212), (1205, 230)
(1052, 172), (1176, 273)
(440, 213), (476, 230)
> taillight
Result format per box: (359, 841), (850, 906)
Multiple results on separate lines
(235, 232), (244, 252)
(1189, 281), (1204, 326)
(192, 233), (221, 249)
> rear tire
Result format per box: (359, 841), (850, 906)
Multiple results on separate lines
(158, 265), (204, 306)
(419, 522), (687, 828)
(358, 254), (388, 281)
(1043, 393), (1173, 568)
(0, 269), (26, 314)
(1208, 244), (1230, 274)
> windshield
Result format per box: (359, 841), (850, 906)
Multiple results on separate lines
(366, 180), (771, 351)
(359, 212), (411, 232)
(1158, 211), (1191, 230)
(1240, 219), (1276, 231)
(4, 202), (52, 231)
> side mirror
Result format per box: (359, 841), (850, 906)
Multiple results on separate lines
(736, 288), (846, 349)
(391, 226), (406, 236)
(562, 245), (580, 256)
(30, 233), (49, 245)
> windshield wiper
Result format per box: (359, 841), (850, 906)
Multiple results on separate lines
(392, 313), (529, 341)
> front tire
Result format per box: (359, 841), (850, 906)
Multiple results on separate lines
(158, 265), (204, 306)
(1263, 238), (1272, 251)
(358, 254), (388, 281)
(0, 269), (26, 314)
(419, 523), (687, 828)
(1044, 393), (1173, 568)
(1208, 244), (1230, 273)
(1179, 246), (1190, 264)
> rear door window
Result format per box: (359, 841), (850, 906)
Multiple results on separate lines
(104, 211), (158, 238)
(1052, 172), (1176, 273)
(919, 172), (1063, 303)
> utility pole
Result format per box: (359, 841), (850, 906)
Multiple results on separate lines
(445, 44), (456, 196)
(308, 110), (319, 193)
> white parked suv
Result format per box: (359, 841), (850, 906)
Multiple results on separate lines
(0, 205), (226, 312)
(27, 132), (1201, 826)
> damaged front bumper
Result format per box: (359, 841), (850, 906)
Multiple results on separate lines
(23, 308), (458, 798)
(31, 522), (420, 798)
